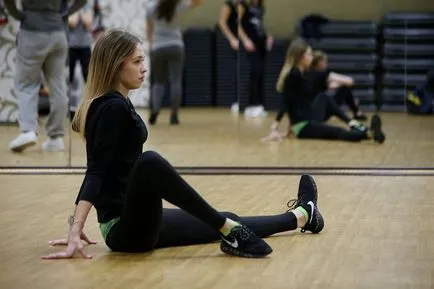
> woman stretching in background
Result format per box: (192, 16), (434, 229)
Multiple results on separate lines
(262, 38), (385, 144)
(262, 49), (367, 142)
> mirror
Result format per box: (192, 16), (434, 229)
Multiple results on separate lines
(0, 0), (433, 170)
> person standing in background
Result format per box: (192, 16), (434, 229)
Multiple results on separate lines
(238, 0), (273, 118)
(68, 3), (93, 121)
(146, 0), (203, 126)
(5, 0), (87, 152)
(218, 0), (239, 113)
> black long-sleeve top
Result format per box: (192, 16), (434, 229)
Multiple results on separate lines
(283, 67), (318, 124)
(239, 0), (266, 44)
(75, 91), (148, 223)
(223, 0), (238, 37)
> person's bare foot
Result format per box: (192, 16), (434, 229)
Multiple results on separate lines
(260, 130), (282, 142)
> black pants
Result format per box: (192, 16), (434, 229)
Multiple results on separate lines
(298, 94), (366, 141)
(150, 45), (184, 114)
(311, 93), (351, 123)
(276, 87), (360, 123)
(69, 47), (91, 83)
(246, 39), (266, 106)
(276, 93), (351, 124)
(298, 121), (366, 142)
(105, 151), (297, 252)
(332, 86), (359, 116)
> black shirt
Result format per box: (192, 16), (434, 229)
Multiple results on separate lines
(284, 68), (316, 124)
(305, 69), (330, 97)
(75, 91), (148, 223)
(224, 0), (238, 37)
(240, 0), (266, 43)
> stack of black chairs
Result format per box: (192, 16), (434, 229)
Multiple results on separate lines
(381, 12), (434, 111)
(214, 26), (237, 107)
(182, 28), (214, 106)
(301, 21), (379, 110)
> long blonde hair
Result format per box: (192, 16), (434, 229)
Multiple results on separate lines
(72, 29), (141, 139)
(276, 38), (310, 93)
(311, 50), (327, 70)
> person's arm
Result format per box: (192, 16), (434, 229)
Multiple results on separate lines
(284, 69), (305, 103)
(68, 12), (80, 28)
(74, 100), (127, 206)
(328, 71), (354, 87)
(237, 1), (255, 52)
(218, 2), (238, 49)
(43, 99), (128, 260)
(3, 0), (25, 21)
(80, 7), (93, 31)
(219, 3), (238, 41)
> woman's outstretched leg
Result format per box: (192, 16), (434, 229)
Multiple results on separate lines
(156, 175), (325, 248)
(156, 209), (299, 248)
(105, 151), (272, 257)
(333, 86), (366, 120)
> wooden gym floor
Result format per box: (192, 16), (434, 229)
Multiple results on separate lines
(1, 108), (434, 289)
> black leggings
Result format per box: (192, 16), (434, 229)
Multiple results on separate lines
(275, 87), (359, 123)
(311, 93), (351, 123)
(246, 39), (266, 106)
(298, 94), (366, 141)
(298, 121), (366, 142)
(150, 45), (184, 114)
(69, 47), (91, 83)
(332, 86), (359, 116)
(275, 93), (351, 124)
(105, 151), (297, 252)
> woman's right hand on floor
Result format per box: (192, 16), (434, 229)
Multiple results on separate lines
(42, 229), (95, 260)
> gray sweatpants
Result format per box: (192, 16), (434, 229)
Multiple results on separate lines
(150, 45), (184, 114)
(15, 29), (68, 137)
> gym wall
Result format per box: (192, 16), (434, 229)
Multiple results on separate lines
(178, 0), (434, 37)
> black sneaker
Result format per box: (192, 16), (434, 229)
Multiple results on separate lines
(287, 175), (324, 234)
(370, 114), (385, 144)
(149, 112), (158, 125)
(170, 113), (179, 125)
(220, 225), (273, 258)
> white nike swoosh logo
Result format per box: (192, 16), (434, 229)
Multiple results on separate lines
(307, 201), (315, 224)
(222, 237), (238, 248)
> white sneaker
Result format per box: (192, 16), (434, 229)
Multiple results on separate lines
(42, 137), (65, 152)
(9, 131), (38, 152)
(244, 106), (253, 118)
(231, 102), (239, 113)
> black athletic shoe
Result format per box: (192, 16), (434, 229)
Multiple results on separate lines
(170, 113), (179, 125)
(220, 225), (273, 258)
(149, 112), (158, 125)
(370, 114), (385, 144)
(287, 175), (324, 234)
